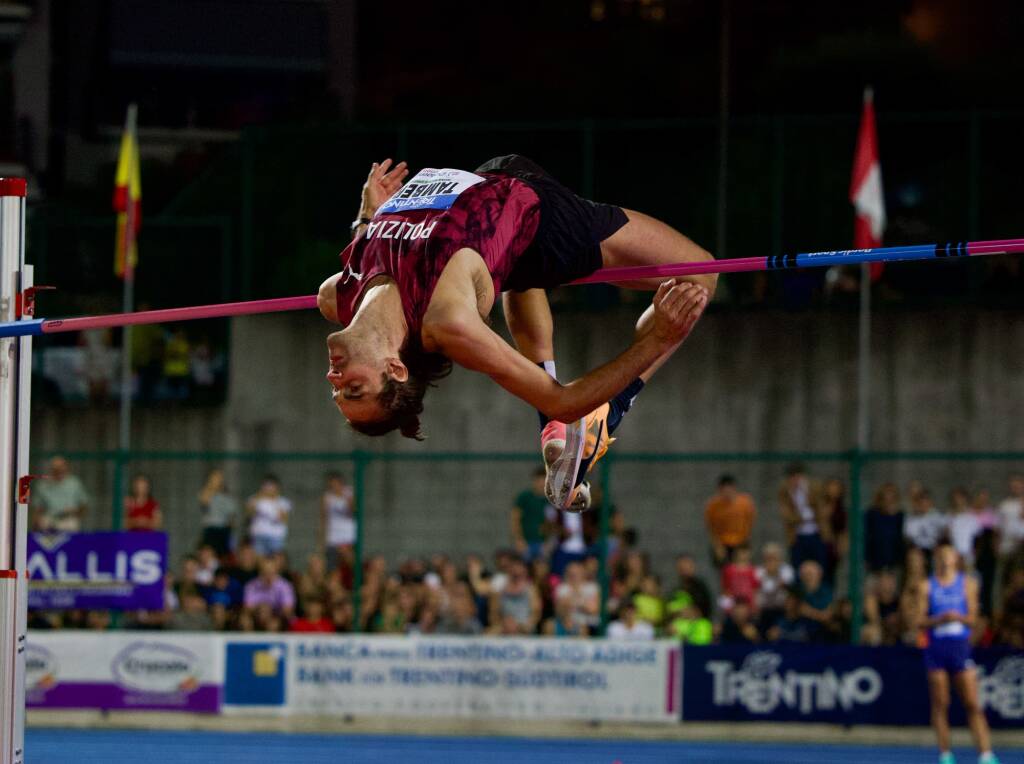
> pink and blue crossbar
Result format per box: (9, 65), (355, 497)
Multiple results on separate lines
(0, 238), (1022, 338)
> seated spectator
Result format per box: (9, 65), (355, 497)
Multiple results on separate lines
(865, 483), (905, 573)
(797, 560), (834, 631)
(720, 546), (759, 613)
(755, 542), (794, 634)
(633, 574), (665, 628)
(993, 565), (1024, 648)
(290, 599), (334, 633)
(607, 601), (655, 640)
(169, 592), (213, 631)
(674, 554), (713, 619)
(331, 595), (355, 633)
(545, 599), (589, 638)
(204, 568), (242, 609)
(767, 589), (818, 643)
(438, 586), (483, 635)
(555, 561), (600, 629)
(31, 456), (89, 532)
(827, 597), (853, 644)
(297, 553), (330, 606)
(194, 545), (219, 586)
(667, 602), (713, 644)
(610, 550), (648, 611)
(125, 474), (163, 531)
(86, 610), (111, 631)
(900, 547), (930, 646)
(226, 543), (260, 588)
(862, 570), (903, 645)
(175, 556), (203, 601)
(718, 599), (759, 644)
(904, 489), (946, 561)
(488, 557), (540, 635)
(243, 558), (296, 619)
(530, 557), (557, 625)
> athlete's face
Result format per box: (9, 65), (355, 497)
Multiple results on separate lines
(326, 331), (388, 425)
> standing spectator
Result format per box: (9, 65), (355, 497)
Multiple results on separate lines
(243, 557), (296, 620)
(905, 489), (947, 561)
(124, 474), (162, 531)
(998, 474), (1024, 557)
(227, 543), (260, 588)
(948, 487), (980, 566)
(31, 456), (90, 532)
(704, 475), (756, 567)
(488, 557), (541, 635)
(673, 554), (713, 620)
(511, 467), (555, 561)
(779, 463), (829, 570)
(554, 561), (600, 630)
(611, 550), (648, 610)
(162, 328), (191, 399)
(797, 560), (834, 637)
(971, 489), (1000, 617)
(198, 468), (238, 555)
(720, 546), (759, 613)
(80, 329), (114, 403)
(551, 510), (588, 576)
(320, 472), (356, 571)
(821, 477), (848, 584)
(755, 542), (795, 634)
(246, 475), (292, 557)
(607, 601), (655, 640)
(865, 483), (906, 573)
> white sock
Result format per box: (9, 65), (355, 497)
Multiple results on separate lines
(978, 752), (995, 764)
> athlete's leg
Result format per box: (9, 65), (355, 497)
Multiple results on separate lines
(953, 668), (994, 758)
(599, 209), (717, 294)
(928, 670), (953, 756)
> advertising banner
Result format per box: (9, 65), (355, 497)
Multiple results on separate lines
(26, 632), (222, 713)
(27, 531), (166, 610)
(682, 644), (1024, 728)
(224, 635), (680, 722)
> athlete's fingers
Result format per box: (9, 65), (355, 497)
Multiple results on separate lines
(377, 158), (393, 177)
(366, 162), (379, 181)
(653, 280), (673, 306)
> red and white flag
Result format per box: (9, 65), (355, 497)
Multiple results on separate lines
(850, 87), (886, 278)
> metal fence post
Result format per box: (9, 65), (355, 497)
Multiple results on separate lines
(848, 450), (865, 644)
(597, 453), (613, 634)
(352, 449), (367, 632)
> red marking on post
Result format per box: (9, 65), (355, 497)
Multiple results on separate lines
(0, 177), (26, 197)
(0, 570), (16, 579)
(17, 285), (55, 319)
(18, 474), (48, 504)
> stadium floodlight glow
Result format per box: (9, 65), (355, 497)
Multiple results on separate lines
(0, 238), (1021, 339)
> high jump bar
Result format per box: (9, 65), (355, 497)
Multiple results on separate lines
(0, 237), (1022, 338)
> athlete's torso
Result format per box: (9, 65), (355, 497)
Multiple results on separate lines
(335, 168), (541, 334)
(928, 573), (969, 641)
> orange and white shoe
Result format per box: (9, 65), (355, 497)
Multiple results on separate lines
(542, 404), (615, 512)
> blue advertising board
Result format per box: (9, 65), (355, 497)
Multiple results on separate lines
(682, 644), (1024, 728)
(27, 531), (167, 610)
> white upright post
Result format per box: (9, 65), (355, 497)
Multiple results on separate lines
(0, 177), (28, 764)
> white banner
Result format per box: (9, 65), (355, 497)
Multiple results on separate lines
(223, 635), (680, 722)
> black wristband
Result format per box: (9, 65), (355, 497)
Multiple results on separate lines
(350, 217), (371, 234)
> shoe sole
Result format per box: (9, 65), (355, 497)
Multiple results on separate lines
(544, 417), (586, 509)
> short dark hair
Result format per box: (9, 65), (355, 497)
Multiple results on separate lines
(718, 474), (736, 488)
(349, 340), (451, 440)
(532, 466), (546, 479)
(785, 462), (805, 477)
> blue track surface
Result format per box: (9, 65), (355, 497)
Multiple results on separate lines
(25, 729), (1023, 763)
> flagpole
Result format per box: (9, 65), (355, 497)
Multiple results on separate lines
(115, 103), (138, 532)
(856, 87), (875, 454)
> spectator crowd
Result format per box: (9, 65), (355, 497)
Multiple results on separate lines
(26, 457), (1024, 649)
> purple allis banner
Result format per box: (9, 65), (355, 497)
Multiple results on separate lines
(27, 531), (167, 610)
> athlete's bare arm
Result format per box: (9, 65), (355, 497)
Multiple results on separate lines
(424, 274), (707, 422)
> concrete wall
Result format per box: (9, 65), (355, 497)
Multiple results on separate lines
(29, 306), (1024, 589)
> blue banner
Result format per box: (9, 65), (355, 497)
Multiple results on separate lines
(682, 644), (1024, 728)
(27, 531), (167, 610)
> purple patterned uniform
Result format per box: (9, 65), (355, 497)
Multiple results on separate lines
(335, 169), (541, 334)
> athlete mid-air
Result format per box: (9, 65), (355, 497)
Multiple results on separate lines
(319, 155), (715, 511)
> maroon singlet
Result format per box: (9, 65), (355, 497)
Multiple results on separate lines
(335, 169), (540, 334)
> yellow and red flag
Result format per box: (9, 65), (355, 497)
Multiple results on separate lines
(113, 104), (141, 279)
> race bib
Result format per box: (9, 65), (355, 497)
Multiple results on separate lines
(376, 168), (485, 215)
(934, 621), (967, 637)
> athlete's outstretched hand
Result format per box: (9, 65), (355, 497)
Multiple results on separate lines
(650, 279), (708, 347)
(359, 158), (409, 217)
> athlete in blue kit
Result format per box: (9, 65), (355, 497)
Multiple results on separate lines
(916, 541), (999, 764)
